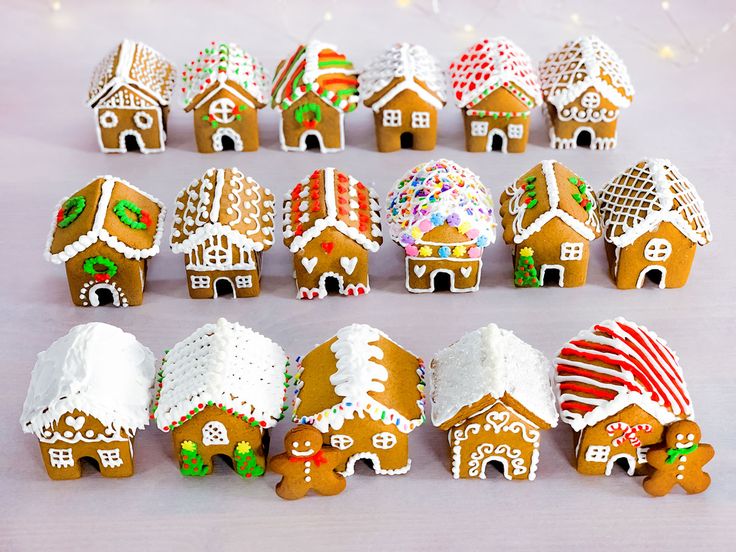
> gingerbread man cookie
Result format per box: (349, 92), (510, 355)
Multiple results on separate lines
(270, 425), (346, 500)
(643, 420), (714, 497)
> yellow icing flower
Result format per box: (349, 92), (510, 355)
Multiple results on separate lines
(520, 247), (535, 257)
(411, 227), (424, 240)
(452, 245), (467, 257)
(419, 245), (432, 257)
(458, 221), (472, 234)
(181, 440), (197, 453)
(236, 441), (252, 454)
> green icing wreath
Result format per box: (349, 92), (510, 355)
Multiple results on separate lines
(83, 256), (118, 282)
(56, 196), (86, 228)
(113, 199), (150, 230)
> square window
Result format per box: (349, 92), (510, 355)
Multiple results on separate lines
(382, 110), (402, 127)
(636, 447), (650, 464)
(560, 242), (584, 261)
(48, 448), (74, 468)
(235, 275), (252, 288)
(190, 275), (211, 289)
(507, 124), (524, 139)
(585, 445), (610, 463)
(97, 448), (123, 468)
(470, 121), (489, 137)
(411, 111), (430, 128)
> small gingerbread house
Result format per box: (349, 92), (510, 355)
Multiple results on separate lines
(170, 167), (275, 299)
(182, 42), (269, 152)
(431, 324), (558, 480)
(45, 175), (166, 307)
(154, 318), (289, 478)
(449, 37), (541, 153)
(539, 35), (634, 150)
(386, 159), (496, 293)
(282, 168), (382, 299)
(499, 160), (601, 288)
(271, 40), (359, 152)
(20, 323), (155, 479)
(293, 324), (425, 476)
(598, 159), (712, 289)
(88, 39), (175, 153)
(555, 317), (694, 476)
(359, 43), (446, 152)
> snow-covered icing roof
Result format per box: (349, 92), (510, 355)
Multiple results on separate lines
(282, 168), (382, 253)
(45, 175), (166, 264)
(181, 42), (269, 110)
(555, 317), (694, 432)
(431, 324), (558, 429)
(359, 43), (446, 112)
(599, 159), (712, 248)
(88, 39), (175, 107)
(386, 159), (496, 249)
(155, 319), (288, 432)
(20, 323), (155, 437)
(449, 37), (542, 109)
(293, 324), (425, 434)
(271, 40), (359, 112)
(499, 160), (601, 244)
(539, 35), (634, 110)
(171, 167), (275, 254)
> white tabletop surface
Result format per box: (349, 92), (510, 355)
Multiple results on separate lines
(1, 1), (734, 550)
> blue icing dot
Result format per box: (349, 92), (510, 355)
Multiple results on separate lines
(476, 235), (489, 247)
(438, 246), (451, 258)
(430, 212), (445, 226)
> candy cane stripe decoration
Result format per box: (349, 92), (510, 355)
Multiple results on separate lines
(606, 421), (653, 448)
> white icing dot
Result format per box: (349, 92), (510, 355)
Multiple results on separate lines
(63, 431), (73, 438)
(305, 476), (312, 482)
(305, 468), (311, 474)
(677, 465), (685, 471)
(676, 474), (684, 480)
(305, 461), (311, 467)
(85, 430), (95, 438)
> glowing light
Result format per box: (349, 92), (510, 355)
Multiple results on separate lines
(661, 1), (671, 10)
(396, 0), (412, 7)
(570, 13), (581, 25)
(463, 23), (474, 33)
(323, 10), (333, 21)
(658, 45), (675, 59)
(50, 0), (62, 11)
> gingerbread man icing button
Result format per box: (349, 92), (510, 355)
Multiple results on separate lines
(643, 420), (714, 497)
(270, 425), (346, 500)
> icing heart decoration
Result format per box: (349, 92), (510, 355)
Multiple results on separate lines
(65, 415), (85, 431)
(321, 242), (334, 254)
(301, 257), (318, 274)
(340, 257), (358, 275)
(413, 264), (427, 278)
(460, 266), (473, 278)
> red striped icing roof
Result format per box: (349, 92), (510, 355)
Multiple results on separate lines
(554, 318), (693, 432)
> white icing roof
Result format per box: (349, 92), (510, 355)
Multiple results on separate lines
(156, 318), (288, 431)
(20, 323), (155, 437)
(359, 43), (446, 111)
(599, 159), (712, 248)
(431, 324), (558, 428)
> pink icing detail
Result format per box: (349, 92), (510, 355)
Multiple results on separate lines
(418, 219), (433, 232)
(468, 247), (482, 258)
(465, 228), (480, 240)
(405, 245), (419, 256)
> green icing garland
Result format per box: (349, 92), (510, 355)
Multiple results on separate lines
(56, 196), (86, 228)
(113, 199), (150, 230)
(83, 256), (118, 282)
(295, 102), (322, 127)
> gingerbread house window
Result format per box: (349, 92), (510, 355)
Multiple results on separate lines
(133, 111), (154, 130)
(209, 98), (237, 124)
(97, 448), (124, 468)
(204, 245), (231, 266)
(235, 275), (253, 288)
(330, 434), (354, 450)
(99, 110), (118, 128)
(644, 238), (672, 261)
(190, 275), (211, 289)
(585, 445), (610, 463)
(371, 432), (397, 449)
(507, 124), (524, 139)
(470, 121), (488, 137)
(636, 446), (650, 464)
(383, 110), (402, 127)
(48, 448), (74, 468)
(202, 421), (229, 446)
(411, 111), (430, 128)
(560, 242), (584, 261)
(581, 92), (601, 109)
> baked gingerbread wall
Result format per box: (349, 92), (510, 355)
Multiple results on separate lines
(547, 86), (619, 146)
(191, 88), (260, 152)
(463, 88), (530, 153)
(281, 92), (343, 151)
(371, 87), (438, 152)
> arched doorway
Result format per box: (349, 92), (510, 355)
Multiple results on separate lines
(637, 266), (667, 289)
(486, 129), (507, 153)
(574, 127), (594, 148)
(400, 132), (414, 149)
(605, 453), (635, 476)
(301, 131), (324, 152)
(119, 130), (144, 152)
(430, 269), (454, 292)
(213, 277), (235, 298)
(212, 127), (244, 152)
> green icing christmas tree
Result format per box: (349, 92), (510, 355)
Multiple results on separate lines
(234, 441), (264, 479)
(515, 247), (540, 287)
(180, 440), (209, 477)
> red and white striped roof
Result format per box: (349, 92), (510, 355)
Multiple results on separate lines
(555, 318), (693, 432)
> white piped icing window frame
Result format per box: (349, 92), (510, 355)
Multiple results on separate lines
(581, 92), (601, 109)
(97, 448), (124, 468)
(585, 445), (610, 463)
(330, 434), (354, 450)
(383, 109), (402, 127)
(202, 421), (229, 445)
(644, 238), (672, 261)
(372, 432), (397, 449)
(133, 111), (154, 130)
(235, 275), (253, 288)
(470, 121), (489, 137)
(190, 275), (211, 289)
(99, 110), (119, 128)
(560, 242), (584, 261)
(507, 124), (524, 139)
(209, 98), (237, 124)
(636, 446), (649, 464)
(411, 111), (430, 128)
(49, 448), (75, 468)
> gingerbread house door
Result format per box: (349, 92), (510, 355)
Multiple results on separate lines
(88, 282), (121, 306)
(486, 129), (507, 153)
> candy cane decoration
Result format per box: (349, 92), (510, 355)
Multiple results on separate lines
(606, 422), (653, 448)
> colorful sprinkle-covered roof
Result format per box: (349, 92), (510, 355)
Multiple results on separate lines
(181, 42), (269, 110)
(599, 159), (711, 248)
(271, 40), (359, 112)
(449, 37), (541, 109)
(539, 35), (634, 110)
(555, 318), (693, 432)
(386, 159), (496, 250)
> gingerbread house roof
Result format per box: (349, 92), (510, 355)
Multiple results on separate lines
(539, 35), (634, 111)
(45, 175), (166, 265)
(282, 168), (382, 253)
(449, 37), (542, 109)
(499, 160), (601, 245)
(181, 42), (269, 110)
(431, 324), (558, 430)
(293, 324), (425, 434)
(155, 318), (288, 432)
(170, 167), (275, 254)
(271, 40), (359, 112)
(20, 323), (155, 437)
(386, 159), (496, 249)
(555, 317), (694, 432)
(359, 43), (446, 111)
(87, 39), (175, 108)
(598, 159), (712, 248)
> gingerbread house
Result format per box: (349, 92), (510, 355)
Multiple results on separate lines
(87, 39), (175, 153)
(499, 160), (601, 288)
(20, 323), (155, 479)
(45, 175), (166, 307)
(182, 42), (269, 152)
(598, 159), (712, 289)
(449, 37), (541, 153)
(555, 317), (694, 476)
(271, 40), (359, 152)
(359, 43), (446, 152)
(431, 324), (558, 480)
(170, 167), (275, 299)
(154, 318), (289, 478)
(386, 159), (496, 293)
(293, 324), (425, 476)
(282, 168), (382, 299)
(539, 35), (634, 150)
